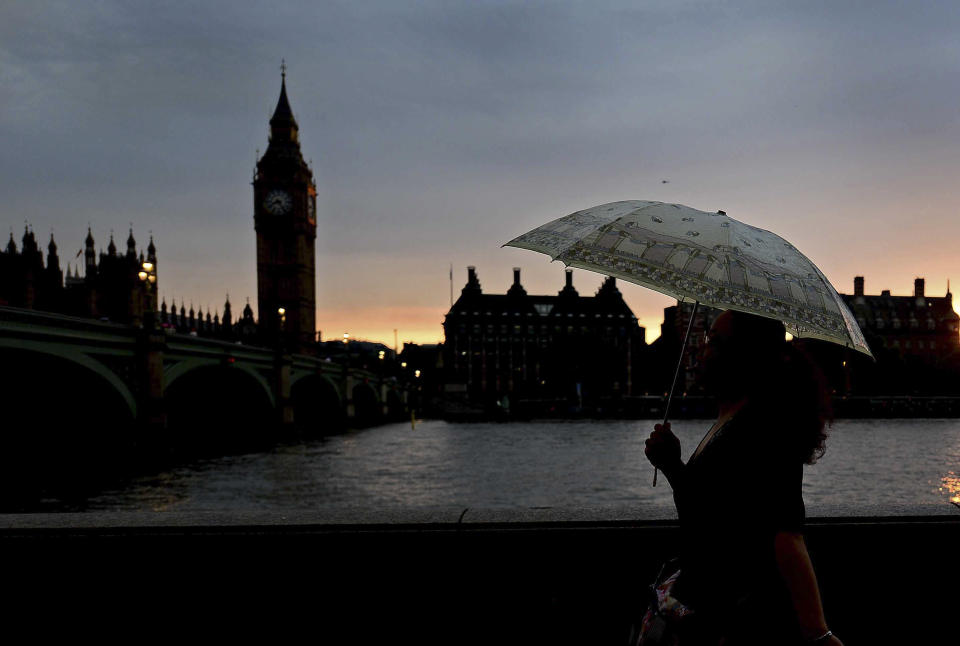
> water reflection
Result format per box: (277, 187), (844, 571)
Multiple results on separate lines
(80, 419), (960, 512)
(940, 471), (960, 507)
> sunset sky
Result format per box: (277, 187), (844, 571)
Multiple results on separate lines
(4, 1), (960, 346)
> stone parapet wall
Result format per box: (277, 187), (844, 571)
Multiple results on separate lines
(3, 507), (956, 643)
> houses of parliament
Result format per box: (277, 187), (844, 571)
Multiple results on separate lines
(0, 70), (318, 354)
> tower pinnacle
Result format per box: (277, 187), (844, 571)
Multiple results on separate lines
(269, 64), (298, 143)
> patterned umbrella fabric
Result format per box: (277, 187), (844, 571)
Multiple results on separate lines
(505, 200), (872, 358)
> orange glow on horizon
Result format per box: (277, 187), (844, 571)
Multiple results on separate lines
(314, 276), (960, 349)
(317, 304), (446, 347)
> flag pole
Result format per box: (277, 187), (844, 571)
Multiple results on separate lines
(653, 300), (699, 487)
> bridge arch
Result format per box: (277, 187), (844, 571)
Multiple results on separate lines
(164, 363), (274, 455)
(0, 344), (137, 504)
(291, 374), (344, 436)
(166, 359), (274, 407)
(0, 338), (137, 418)
(386, 388), (405, 422)
(352, 380), (382, 428)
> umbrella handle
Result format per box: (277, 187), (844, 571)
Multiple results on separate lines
(653, 300), (699, 487)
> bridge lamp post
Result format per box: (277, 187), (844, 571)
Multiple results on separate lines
(138, 260), (157, 329)
(276, 307), (286, 347)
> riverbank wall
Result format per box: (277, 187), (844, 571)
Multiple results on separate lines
(3, 506), (956, 643)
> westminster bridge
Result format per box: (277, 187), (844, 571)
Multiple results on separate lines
(0, 306), (411, 481)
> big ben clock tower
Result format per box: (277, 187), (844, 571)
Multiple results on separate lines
(254, 65), (317, 354)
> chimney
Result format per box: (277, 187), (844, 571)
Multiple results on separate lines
(854, 276), (864, 297)
(559, 268), (578, 297)
(507, 267), (527, 297)
(915, 278), (925, 298)
(462, 266), (482, 295)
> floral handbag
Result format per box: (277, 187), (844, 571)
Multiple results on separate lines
(634, 558), (696, 646)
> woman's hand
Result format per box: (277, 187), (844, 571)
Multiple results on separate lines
(645, 422), (683, 478)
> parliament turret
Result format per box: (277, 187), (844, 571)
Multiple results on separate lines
(126, 228), (137, 260)
(84, 227), (96, 278)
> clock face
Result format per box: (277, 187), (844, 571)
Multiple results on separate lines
(263, 189), (293, 215)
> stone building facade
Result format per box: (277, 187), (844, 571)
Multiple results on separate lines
(0, 226), (157, 326)
(442, 266), (646, 408)
(656, 275), (960, 396)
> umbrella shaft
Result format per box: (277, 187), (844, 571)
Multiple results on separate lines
(653, 300), (699, 487)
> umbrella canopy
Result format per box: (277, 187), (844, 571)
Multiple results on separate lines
(505, 200), (872, 358)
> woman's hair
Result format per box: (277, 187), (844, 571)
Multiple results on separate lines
(725, 310), (832, 464)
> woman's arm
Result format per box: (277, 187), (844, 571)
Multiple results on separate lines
(773, 531), (843, 645)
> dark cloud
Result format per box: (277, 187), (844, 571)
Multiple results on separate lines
(3, 1), (960, 340)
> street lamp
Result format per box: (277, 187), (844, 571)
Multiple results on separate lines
(138, 259), (157, 328)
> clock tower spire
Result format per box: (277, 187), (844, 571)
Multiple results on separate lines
(253, 64), (318, 354)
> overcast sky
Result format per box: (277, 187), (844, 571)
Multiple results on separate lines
(4, 1), (960, 344)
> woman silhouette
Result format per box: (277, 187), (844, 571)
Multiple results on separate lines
(644, 310), (842, 646)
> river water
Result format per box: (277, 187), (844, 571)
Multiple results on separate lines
(78, 418), (960, 513)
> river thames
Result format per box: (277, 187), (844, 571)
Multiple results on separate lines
(72, 418), (960, 513)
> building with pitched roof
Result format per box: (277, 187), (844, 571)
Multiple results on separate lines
(442, 266), (646, 409)
(843, 276), (959, 359)
(657, 275), (960, 399)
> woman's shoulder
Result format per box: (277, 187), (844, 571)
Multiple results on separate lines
(720, 403), (798, 460)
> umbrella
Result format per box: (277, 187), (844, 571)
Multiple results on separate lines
(504, 200), (872, 484)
